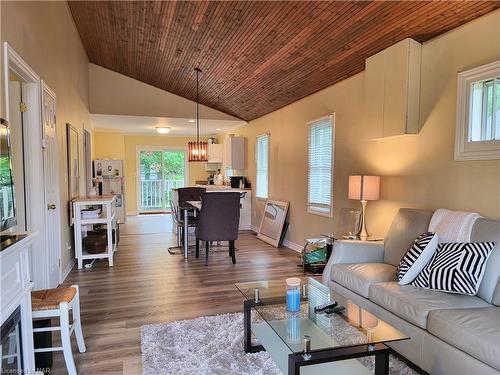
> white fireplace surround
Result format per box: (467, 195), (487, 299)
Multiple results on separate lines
(0, 232), (37, 372)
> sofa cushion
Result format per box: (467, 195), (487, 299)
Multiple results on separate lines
(472, 218), (500, 305)
(368, 282), (491, 329)
(384, 209), (433, 266)
(396, 232), (438, 285)
(428, 307), (500, 371)
(331, 263), (396, 298)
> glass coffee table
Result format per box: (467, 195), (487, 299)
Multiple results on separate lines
(235, 277), (408, 375)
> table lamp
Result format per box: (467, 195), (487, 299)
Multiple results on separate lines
(348, 175), (380, 240)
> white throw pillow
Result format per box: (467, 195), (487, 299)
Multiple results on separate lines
(396, 233), (439, 285)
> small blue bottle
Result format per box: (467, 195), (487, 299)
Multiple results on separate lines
(286, 277), (301, 312)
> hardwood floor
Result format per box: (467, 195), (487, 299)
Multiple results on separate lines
(53, 214), (303, 374)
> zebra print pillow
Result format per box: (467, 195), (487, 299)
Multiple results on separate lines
(396, 233), (438, 285)
(411, 242), (496, 295)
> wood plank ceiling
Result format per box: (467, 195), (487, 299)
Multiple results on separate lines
(68, 1), (500, 121)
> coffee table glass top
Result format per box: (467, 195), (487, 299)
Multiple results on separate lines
(235, 277), (408, 354)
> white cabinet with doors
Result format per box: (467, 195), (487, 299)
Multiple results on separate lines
(365, 38), (422, 138)
(224, 136), (245, 170)
(207, 143), (223, 163)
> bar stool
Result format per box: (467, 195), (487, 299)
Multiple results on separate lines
(31, 285), (86, 375)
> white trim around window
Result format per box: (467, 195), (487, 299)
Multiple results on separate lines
(307, 114), (335, 217)
(255, 132), (269, 199)
(455, 59), (500, 161)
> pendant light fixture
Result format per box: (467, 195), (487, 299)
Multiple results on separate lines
(188, 68), (208, 162)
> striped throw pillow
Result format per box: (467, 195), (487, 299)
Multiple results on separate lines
(411, 242), (496, 295)
(397, 233), (438, 285)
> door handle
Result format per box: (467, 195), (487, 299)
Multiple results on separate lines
(48, 204), (56, 210)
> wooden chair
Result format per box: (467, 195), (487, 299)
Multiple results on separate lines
(31, 285), (86, 375)
(195, 192), (240, 264)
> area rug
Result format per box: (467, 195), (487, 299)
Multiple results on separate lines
(141, 313), (418, 375)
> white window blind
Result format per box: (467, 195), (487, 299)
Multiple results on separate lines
(256, 134), (269, 198)
(308, 115), (334, 216)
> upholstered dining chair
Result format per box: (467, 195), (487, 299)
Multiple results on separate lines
(195, 192), (240, 264)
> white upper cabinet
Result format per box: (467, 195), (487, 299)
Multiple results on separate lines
(365, 38), (422, 138)
(207, 143), (223, 163)
(224, 136), (245, 170)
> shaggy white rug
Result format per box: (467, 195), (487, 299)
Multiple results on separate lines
(141, 313), (418, 375)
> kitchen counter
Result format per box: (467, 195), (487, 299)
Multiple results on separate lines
(195, 184), (251, 191)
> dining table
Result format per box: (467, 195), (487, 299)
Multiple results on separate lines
(179, 200), (202, 259)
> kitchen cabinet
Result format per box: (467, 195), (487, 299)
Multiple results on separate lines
(365, 38), (422, 138)
(207, 143), (223, 163)
(224, 136), (245, 170)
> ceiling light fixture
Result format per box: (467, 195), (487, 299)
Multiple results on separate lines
(188, 119), (195, 123)
(188, 68), (208, 162)
(155, 127), (171, 134)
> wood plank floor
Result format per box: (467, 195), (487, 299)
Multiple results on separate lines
(53, 214), (303, 374)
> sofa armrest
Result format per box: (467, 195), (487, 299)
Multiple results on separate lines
(322, 240), (385, 285)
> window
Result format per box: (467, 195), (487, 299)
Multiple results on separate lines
(255, 133), (269, 199)
(308, 114), (334, 217)
(455, 60), (500, 160)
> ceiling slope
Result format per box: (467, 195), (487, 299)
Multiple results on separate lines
(69, 1), (500, 121)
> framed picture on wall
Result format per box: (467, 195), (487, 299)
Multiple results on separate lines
(67, 123), (80, 220)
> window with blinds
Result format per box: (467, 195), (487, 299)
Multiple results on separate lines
(308, 114), (334, 216)
(255, 133), (269, 199)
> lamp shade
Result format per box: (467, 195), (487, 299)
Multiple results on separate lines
(348, 175), (380, 201)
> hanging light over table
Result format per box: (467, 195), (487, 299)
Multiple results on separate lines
(188, 68), (208, 162)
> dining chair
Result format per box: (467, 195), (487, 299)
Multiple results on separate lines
(195, 192), (240, 264)
(167, 188), (205, 255)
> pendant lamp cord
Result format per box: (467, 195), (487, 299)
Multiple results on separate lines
(195, 68), (201, 143)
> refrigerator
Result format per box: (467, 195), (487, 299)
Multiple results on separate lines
(94, 159), (126, 223)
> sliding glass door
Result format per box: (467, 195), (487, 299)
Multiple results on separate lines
(138, 148), (186, 213)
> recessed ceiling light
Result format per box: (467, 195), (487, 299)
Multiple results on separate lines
(216, 128), (221, 131)
(155, 127), (171, 134)
(188, 119), (195, 123)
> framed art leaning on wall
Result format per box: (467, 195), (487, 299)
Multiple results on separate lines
(257, 199), (289, 247)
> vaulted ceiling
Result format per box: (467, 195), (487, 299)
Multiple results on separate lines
(68, 1), (500, 121)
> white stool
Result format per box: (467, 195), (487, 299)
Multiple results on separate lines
(31, 285), (86, 375)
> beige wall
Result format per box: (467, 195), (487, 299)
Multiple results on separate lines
(93, 132), (211, 214)
(1, 1), (90, 270)
(231, 10), (500, 246)
(89, 64), (240, 121)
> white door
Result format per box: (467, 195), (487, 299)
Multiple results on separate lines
(42, 82), (61, 288)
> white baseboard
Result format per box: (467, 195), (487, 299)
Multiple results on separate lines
(60, 259), (75, 284)
(251, 224), (302, 253)
(282, 239), (303, 253)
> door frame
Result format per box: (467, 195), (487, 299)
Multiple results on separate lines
(135, 145), (188, 214)
(41, 80), (62, 286)
(3, 42), (48, 289)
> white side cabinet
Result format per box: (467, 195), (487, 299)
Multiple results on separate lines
(73, 195), (118, 269)
(224, 136), (245, 170)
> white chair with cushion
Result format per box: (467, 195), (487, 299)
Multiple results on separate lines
(31, 285), (86, 375)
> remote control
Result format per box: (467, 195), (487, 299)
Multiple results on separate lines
(324, 306), (345, 315)
(314, 301), (338, 313)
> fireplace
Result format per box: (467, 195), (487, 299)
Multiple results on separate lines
(1, 306), (23, 371)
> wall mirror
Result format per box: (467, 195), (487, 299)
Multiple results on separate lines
(257, 199), (289, 247)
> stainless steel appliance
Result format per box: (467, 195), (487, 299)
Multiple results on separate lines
(229, 176), (246, 189)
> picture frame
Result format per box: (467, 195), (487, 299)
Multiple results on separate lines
(67, 123), (80, 220)
(257, 199), (289, 247)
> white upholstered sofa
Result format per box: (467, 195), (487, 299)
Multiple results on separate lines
(322, 208), (500, 375)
